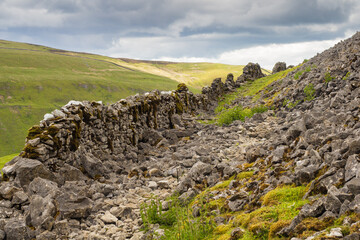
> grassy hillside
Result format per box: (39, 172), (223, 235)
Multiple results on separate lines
(0, 40), (181, 157)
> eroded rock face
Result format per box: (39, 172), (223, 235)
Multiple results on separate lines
(236, 62), (265, 86)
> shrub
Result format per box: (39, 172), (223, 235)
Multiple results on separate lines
(324, 72), (334, 83)
(217, 105), (268, 125)
(140, 195), (215, 240)
(304, 83), (315, 101)
(342, 71), (350, 80)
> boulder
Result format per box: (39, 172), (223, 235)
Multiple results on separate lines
(80, 153), (105, 179)
(55, 181), (93, 219)
(346, 178), (360, 195)
(272, 62), (287, 73)
(4, 218), (31, 240)
(27, 195), (56, 230)
(3, 158), (56, 188)
(236, 62), (265, 86)
(27, 177), (59, 198)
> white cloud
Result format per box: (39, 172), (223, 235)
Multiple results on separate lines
(157, 38), (345, 70)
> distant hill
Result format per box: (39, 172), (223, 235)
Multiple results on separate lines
(0, 40), (252, 157)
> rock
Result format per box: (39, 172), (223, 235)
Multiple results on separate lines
(0, 230), (4, 240)
(0, 182), (21, 200)
(157, 180), (170, 189)
(101, 211), (118, 224)
(178, 189), (197, 205)
(346, 178), (360, 195)
(8, 158), (56, 188)
(36, 230), (57, 240)
(4, 218), (31, 240)
(148, 181), (158, 190)
(228, 199), (247, 212)
(299, 197), (325, 218)
(231, 227), (245, 240)
(148, 168), (163, 177)
(27, 195), (56, 230)
(344, 233), (360, 240)
(345, 155), (360, 181)
(327, 227), (343, 238)
(55, 181), (93, 219)
(225, 73), (235, 89)
(272, 62), (287, 73)
(236, 62), (265, 85)
(27, 177), (59, 198)
(11, 191), (28, 205)
(57, 164), (87, 182)
(349, 194), (360, 212)
(324, 193), (342, 214)
(80, 152), (105, 179)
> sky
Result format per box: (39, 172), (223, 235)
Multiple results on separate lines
(1, 0), (360, 69)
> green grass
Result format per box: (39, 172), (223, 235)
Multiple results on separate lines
(217, 105), (268, 125)
(304, 83), (315, 101)
(0, 153), (18, 171)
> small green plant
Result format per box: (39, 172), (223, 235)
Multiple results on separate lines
(304, 83), (315, 101)
(217, 105), (268, 125)
(287, 100), (300, 108)
(140, 197), (177, 231)
(342, 71), (350, 80)
(140, 195), (215, 240)
(303, 59), (309, 63)
(324, 72), (334, 83)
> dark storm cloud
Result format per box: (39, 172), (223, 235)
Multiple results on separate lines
(0, 0), (359, 59)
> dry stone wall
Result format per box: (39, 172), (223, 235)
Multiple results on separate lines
(6, 81), (233, 182)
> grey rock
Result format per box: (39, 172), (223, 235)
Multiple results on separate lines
(11, 191), (28, 205)
(236, 62), (265, 85)
(272, 62), (287, 73)
(0, 182), (21, 200)
(58, 163), (87, 182)
(345, 155), (360, 181)
(27, 177), (59, 198)
(349, 194), (360, 212)
(4, 218), (31, 240)
(13, 158), (56, 188)
(346, 177), (360, 195)
(228, 199), (247, 212)
(148, 181), (158, 189)
(101, 211), (118, 224)
(55, 181), (93, 219)
(80, 152), (105, 179)
(324, 193), (342, 214)
(27, 195), (56, 230)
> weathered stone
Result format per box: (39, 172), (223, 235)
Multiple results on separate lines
(0, 182), (21, 200)
(4, 218), (31, 240)
(236, 62), (265, 85)
(27, 177), (59, 198)
(228, 199), (247, 212)
(346, 178), (360, 195)
(80, 153), (105, 179)
(11, 191), (28, 205)
(55, 181), (93, 219)
(101, 211), (118, 224)
(27, 195), (56, 230)
(272, 62), (287, 73)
